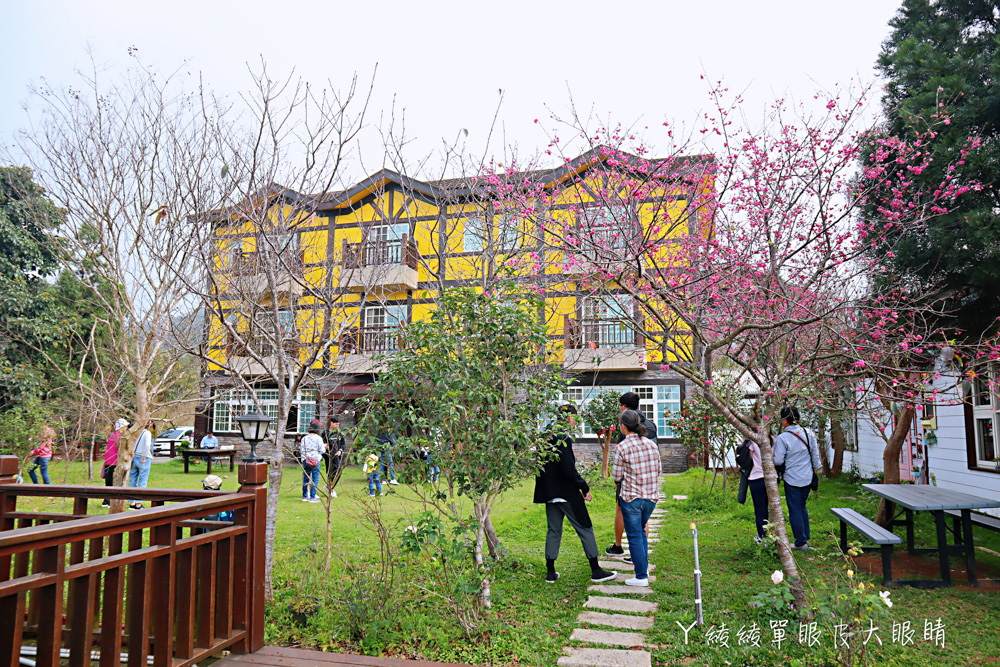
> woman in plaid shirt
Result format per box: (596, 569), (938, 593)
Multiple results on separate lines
(612, 409), (661, 587)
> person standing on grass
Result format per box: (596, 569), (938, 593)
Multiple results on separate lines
(128, 420), (154, 510)
(378, 432), (399, 485)
(605, 391), (657, 560)
(28, 425), (55, 484)
(300, 420), (325, 503)
(773, 406), (821, 551)
(613, 409), (661, 587)
(102, 418), (128, 507)
(364, 451), (383, 496)
(323, 415), (347, 498)
(737, 437), (769, 543)
(534, 404), (617, 585)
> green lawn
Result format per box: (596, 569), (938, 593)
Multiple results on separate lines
(11, 459), (1000, 665)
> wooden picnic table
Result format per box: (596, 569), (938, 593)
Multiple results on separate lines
(862, 483), (1000, 587)
(179, 447), (237, 475)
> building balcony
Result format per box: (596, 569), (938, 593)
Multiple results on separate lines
(230, 249), (305, 297)
(342, 236), (419, 292)
(563, 315), (647, 371)
(225, 339), (301, 376)
(337, 325), (402, 374)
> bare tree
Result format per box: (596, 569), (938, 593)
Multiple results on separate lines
(8, 59), (230, 509)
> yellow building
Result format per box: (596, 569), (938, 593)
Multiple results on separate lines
(200, 148), (714, 469)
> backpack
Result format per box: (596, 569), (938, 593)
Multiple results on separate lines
(735, 439), (754, 478)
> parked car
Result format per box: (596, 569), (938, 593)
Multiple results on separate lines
(152, 426), (194, 457)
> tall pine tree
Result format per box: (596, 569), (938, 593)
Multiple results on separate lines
(875, 0), (1000, 338)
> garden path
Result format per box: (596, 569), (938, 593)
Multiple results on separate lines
(557, 499), (668, 667)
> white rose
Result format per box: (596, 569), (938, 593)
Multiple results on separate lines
(771, 570), (784, 585)
(880, 591), (893, 608)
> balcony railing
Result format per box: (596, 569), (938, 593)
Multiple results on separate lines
(563, 315), (645, 371)
(342, 236), (418, 270)
(0, 456), (267, 667)
(231, 249), (305, 277)
(339, 325), (402, 355)
(564, 316), (642, 349)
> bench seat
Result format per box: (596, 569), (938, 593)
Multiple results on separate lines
(943, 508), (1000, 543)
(831, 507), (902, 584)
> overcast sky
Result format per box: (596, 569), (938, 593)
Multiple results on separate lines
(1, 0), (902, 181)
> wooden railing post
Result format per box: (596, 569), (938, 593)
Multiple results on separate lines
(236, 461), (268, 654)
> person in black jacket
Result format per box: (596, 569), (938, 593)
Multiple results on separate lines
(534, 404), (616, 585)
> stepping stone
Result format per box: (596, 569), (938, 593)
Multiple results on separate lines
(588, 584), (654, 595)
(577, 610), (654, 630)
(558, 647), (651, 667)
(599, 561), (655, 572)
(614, 572), (656, 583)
(584, 595), (657, 614)
(570, 628), (648, 648)
(672, 495), (688, 500)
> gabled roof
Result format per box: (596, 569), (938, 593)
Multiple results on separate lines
(211, 148), (714, 225)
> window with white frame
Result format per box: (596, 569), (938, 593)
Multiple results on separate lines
(212, 388), (318, 434)
(464, 216), (486, 253)
(971, 365), (998, 466)
(362, 305), (407, 353)
(561, 383), (683, 439)
(495, 214), (521, 251)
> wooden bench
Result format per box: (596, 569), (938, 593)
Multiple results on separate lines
(831, 507), (903, 584)
(944, 508), (1000, 542)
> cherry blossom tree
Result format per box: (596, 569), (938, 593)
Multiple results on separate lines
(476, 82), (982, 610)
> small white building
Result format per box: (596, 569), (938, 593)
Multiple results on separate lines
(844, 366), (1000, 518)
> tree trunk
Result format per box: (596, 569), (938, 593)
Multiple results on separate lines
(263, 439), (283, 600)
(817, 416), (831, 477)
(473, 497), (492, 610)
(876, 406), (914, 527)
(484, 513), (502, 559)
(757, 433), (808, 612)
(600, 432), (611, 478)
(829, 417), (845, 478)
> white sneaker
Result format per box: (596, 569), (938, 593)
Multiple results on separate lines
(330, 489), (337, 498)
(379, 491), (387, 496)
(624, 577), (650, 587)
(301, 497), (310, 502)
(389, 479), (399, 485)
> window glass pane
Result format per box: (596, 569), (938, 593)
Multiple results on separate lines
(464, 216), (485, 253)
(978, 417), (996, 462)
(656, 385), (682, 439)
(496, 215), (520, 251)
(213, 400), (230, 432)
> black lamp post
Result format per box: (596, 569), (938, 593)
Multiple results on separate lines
(236, 412), (270, 462)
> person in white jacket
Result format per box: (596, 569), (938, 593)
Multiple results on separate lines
(300, 420), (326, 503)
(128, 420), (155, 510)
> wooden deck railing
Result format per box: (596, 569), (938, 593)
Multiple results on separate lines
(0, 455), (267, 667)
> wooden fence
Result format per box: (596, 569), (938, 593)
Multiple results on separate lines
(0, 455), (267, 667)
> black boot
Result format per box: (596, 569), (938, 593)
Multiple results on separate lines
(546, 558), (559, 583)
(589, 557), (616, 583)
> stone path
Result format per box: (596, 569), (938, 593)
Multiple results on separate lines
(556, 503), (668, 667)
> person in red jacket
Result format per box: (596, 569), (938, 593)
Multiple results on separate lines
(102, 418), (129, 507)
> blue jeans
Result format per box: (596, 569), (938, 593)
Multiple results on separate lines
(129, 456), (151, 503)
(784, 482), (811, 546)
(381, 450), (395, 481)
(367, 472), (382, 495)
(620, 497), (656, 579)
(302, 464), (320, 500)
(29, 456), (51, 484)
